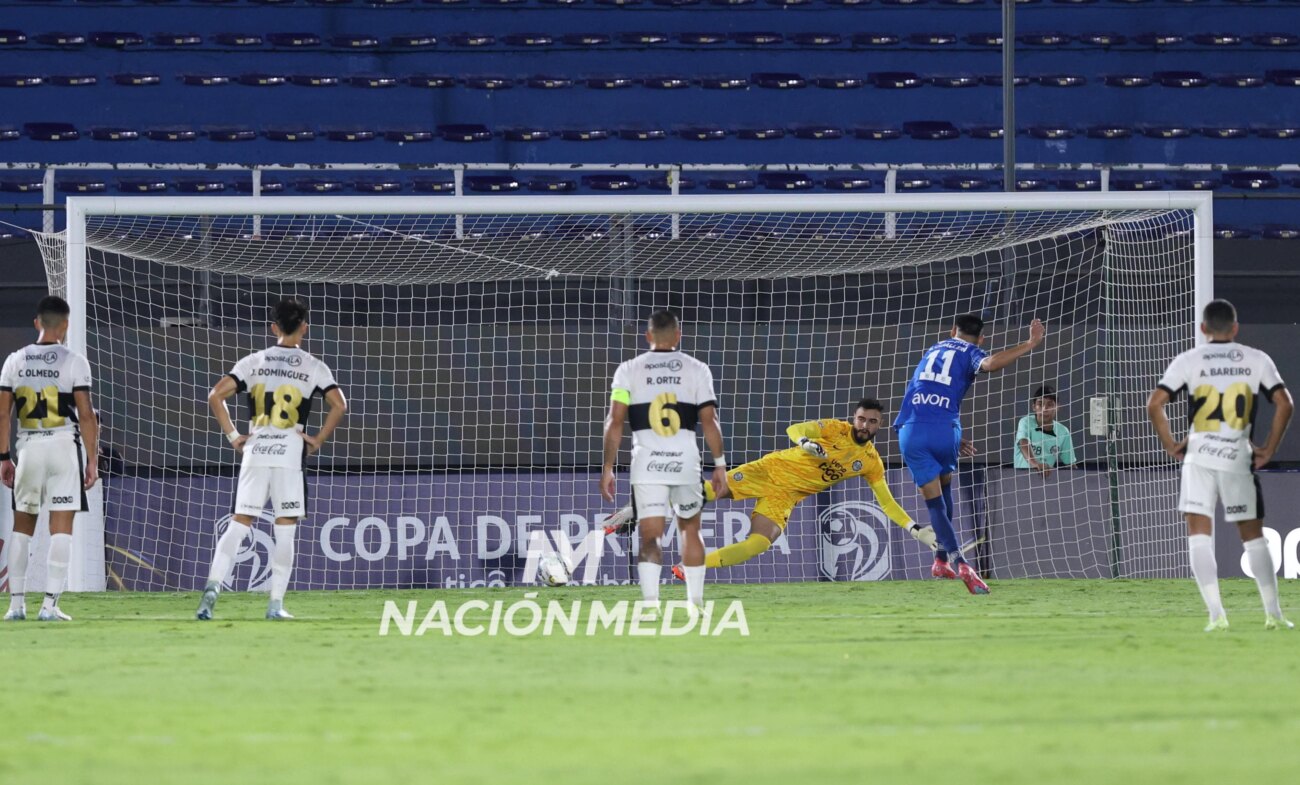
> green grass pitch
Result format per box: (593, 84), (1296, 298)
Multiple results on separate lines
(3, 579), (1297, 785)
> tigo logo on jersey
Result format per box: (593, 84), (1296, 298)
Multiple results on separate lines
(818, 500), (891, 581)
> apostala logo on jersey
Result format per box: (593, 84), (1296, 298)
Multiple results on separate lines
(214, 512), (276, 592)
(644, 359), (683, 372)
(266, 354), (304, 367)
(818, 500), (891, 582)
(26, 350), (59, 364)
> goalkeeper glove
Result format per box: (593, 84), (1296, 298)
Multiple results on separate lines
(798, 437), (827, 459)
(910, 524), (937, 550)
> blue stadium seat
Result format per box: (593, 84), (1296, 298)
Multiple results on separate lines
(1016, 176), (1050, 191)
(352, 76), (399, 88)
(854, 127), (902, 140)
(504, 128), (551, 141)
(966, 33), (1002, 47)
(679, 127), (727, 141)
(215, 34), (264, 46)
(1087, 125), (1132, 139)
(391, 35), (437, 48)
(904, 121), (960, 140)
(562, 34), (610, 46)
(619, 128), (667, 140)
(0, 176), (43, 193)
(1268, 71), (1300, 87)
(49, 75), (98, 86)
(438, 124), (492, 142)
(584, 174), (639, 191)
(408, 75), (455, 88)
(793, 33), (842, 46)
(737, 127), (785, 140)
(239, 74), (287, 86)
(1193, 33), (1242, 47)
(1135, 34), (1185, 47)
(147, 126), (198, 141)
(753, 72), (808, 89)
(153, 33), (202, 46)
(699, 77), (749, 89)
(815, 77), (864, 89)
(896, 175), (933, 191)
(1254, 127), (1300, 139)
(384, 129), (434, 142)
(704, 178), (756, 191)
(1028, 126), (1075, 139)
(646, 175), (696, 191)
(1156, 71), (1210, 88)
(822, 175), (873, 190)
(91, 32), (145, 48)
(265, 128), (316, 142)
(184, 75), (234, 86)
(24, 123), (79, 141)
(206, 128), (257, 142)
(1019, 32), (1070, 46)
(943, 175), (992, 190)
(90, 127), (140, 141)
(621, 32), (671, 45)
(853, 34), (900, 47)
(466, 175), (520, 192)
(1262, 226), (1300, 240)
(966, 126), (1004, 139)
(642, 77), (690, 90)
(1104, 75), (1152, 88)
(1111, 177), (1164, 191)
(1214, 226), (1253, 239)
(450, 34), (495, 47)
(1173, 176), (1219, 190)
(1141, 125), (1193, 139)
(909, 33), (958, 46)
(1200, 127), (1249, 139)
(504, 34), (553, 47)
(1217, 75), (1265, 88)
(326, 129), (375, 141)
(334, 35), (381, 49)
(679, 33), (727, 45)
(930, 75), (980, 88)
(114, 74), (162, 86)
(1037, 75), (1087, 87)
(356, 178), (400, 193)
(291, 75), (340, 87)
(528, 177), (578, 192)
(1079, 33), (1126, 46)
(234, 179), (284, 194)
(268, 33), (321, 47)
(292, 178), (346, 193)
(587, 77), (635, 89)
(561, 129), (609, 141)
(36, 33), (87, 47)
(0, 76), (42, 87)
(1223, 171), (1279, 189)
(792, 125), (843, 140)
(117, 177), (169, 193)
(176, 177), (230, 193)
(1056, 174), (1100, 191)
(58, 179), (108, 194)
(872, 72), (923, 89)
(412, 177), (455, 193)
(0, 30), (25, 45)
(463, 77), (512, 90)
(527, 76), (573, 89)
(1253, 34), (1298, 47)
(981, 75), (1032, 86)
(732, 33), (784, 45)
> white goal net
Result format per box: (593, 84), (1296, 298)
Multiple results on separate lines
(36, 193), (1210, 591)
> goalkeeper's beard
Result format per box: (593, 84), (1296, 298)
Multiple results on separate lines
(853, 430), (874, 445)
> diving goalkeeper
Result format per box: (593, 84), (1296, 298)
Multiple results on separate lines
(604, 398), (937, 573)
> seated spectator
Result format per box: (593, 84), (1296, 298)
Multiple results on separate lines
(1013, 385), (1076, 475)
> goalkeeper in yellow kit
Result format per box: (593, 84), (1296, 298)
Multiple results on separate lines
(604, 397), (937, 573)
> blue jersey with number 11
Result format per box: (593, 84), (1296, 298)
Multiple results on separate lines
(893, 338), (989, 427)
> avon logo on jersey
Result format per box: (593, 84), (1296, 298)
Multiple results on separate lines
(911, 392), (952, 408)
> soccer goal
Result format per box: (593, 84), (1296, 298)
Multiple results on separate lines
(35, 192), (1212, 591)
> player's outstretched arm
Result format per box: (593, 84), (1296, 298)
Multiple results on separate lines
(786, 420), (827, 457)
(1145, 387), (1185, 460)
(302, 388), (348, 456)
(600, 401), (627, 502)
(867, 478), (914, 530)
(74, 390), (99, 490)
(209, 376), (247, 452)
(979, 318), (1046, 374)
(699, 404), (727, 497)
(0, 390), (13, 488)
(1253, 386), (1294, 469)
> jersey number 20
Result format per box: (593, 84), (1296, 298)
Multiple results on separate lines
(1190, 382), (1253, 433)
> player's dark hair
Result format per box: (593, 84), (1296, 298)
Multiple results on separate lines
(954, 313), (985, 338)
(36, 295), (70, 327)
(273, 296), (309, 335)
(855, 397), (884, 414)
(1202, 299), (1237, 333)
(649, 309), (679, 332)
(1032, 385), (1057, 402)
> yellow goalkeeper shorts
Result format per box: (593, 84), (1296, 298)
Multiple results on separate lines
(725, 462), (808, 530)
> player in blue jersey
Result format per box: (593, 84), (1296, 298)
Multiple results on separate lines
(895, 313), (1045, 594)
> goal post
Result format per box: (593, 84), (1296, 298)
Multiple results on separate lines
(43, 191), (1211, 591)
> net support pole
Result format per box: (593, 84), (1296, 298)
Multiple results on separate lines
(65, 199), (88, 356)
(1192, 194), (1215, 345)
(1002, 0), (1016, 192)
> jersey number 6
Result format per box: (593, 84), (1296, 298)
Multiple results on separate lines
(650, 392), (681, 436)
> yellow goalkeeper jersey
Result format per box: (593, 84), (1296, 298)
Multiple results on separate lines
(748, 419), (886, 494)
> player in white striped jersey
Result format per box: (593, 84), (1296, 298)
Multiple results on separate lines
(0, 296), (99, 622)
(196, 297), (348, 621)
(601, 310), (726, 612)
(1148, 299), (1294, 631)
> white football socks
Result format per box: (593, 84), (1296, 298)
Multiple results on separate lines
(683, 565), (705, 608)
(637, 561), (662, 604)
(207, 521), (251, 589)
(1188, 534), (1225, 622)
(1244, 536), (1284, 619)
(270, 524), (296, 603)
(7, 531), (31, 610)
(42, 532), (72, 612)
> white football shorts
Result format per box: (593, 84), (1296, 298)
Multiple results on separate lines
(1178, 462), (1263, 523)
(12, 435), (87, 515)
(234, 466), (307, 519)
(632, 482), (704, 522)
